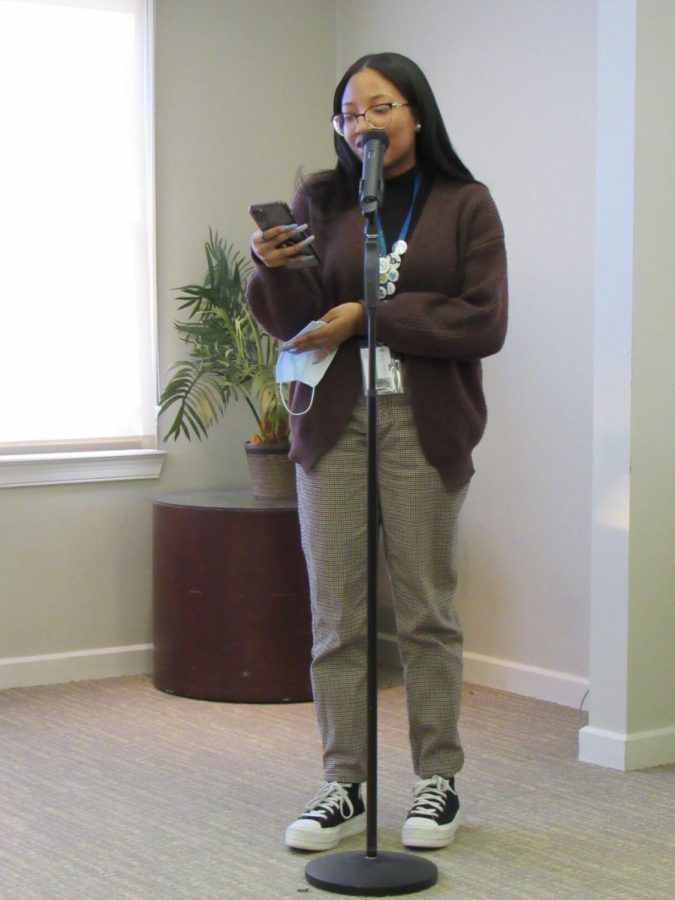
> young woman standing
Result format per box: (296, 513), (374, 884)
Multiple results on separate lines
(247, 52), (507, 853)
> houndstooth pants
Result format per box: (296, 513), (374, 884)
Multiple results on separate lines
(296, 392), (468, 783)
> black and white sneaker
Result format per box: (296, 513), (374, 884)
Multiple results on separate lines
(401, 775), (461, 849)
(285, 781), (366, 851)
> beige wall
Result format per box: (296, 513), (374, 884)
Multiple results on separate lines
(0, 0), (337, 680)
(627, 0), (675, 733)
(154, 0), (336, 484)
(337, 0), (597, 701)
(578, 0), (675, 769)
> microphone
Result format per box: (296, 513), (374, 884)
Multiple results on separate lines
(359, 129), (389, 214)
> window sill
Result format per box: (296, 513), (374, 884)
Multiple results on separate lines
(0, 449), (166, 489)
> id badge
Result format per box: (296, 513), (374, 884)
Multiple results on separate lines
(360, 344), (404, 395)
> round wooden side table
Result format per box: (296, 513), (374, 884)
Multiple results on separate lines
(153, 489), (312, 702)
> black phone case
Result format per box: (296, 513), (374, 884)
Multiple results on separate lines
(248, 202), (319, 263)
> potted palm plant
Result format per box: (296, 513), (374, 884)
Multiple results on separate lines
(159, 228), (293, 499)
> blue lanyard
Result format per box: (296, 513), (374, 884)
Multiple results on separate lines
(376, 171), (422, 256)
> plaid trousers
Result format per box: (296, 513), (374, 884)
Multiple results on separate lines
(296, 392), (468, 783)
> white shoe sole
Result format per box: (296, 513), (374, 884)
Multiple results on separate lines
(285, 811), (367, 851)
(401, 811), (461, 849)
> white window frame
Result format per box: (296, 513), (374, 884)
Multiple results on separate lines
(0, 0), (164, 489)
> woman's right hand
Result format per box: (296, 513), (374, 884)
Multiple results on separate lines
(250, 224), (316, 268)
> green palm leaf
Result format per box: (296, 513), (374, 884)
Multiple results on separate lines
(159, 230), (288, 444)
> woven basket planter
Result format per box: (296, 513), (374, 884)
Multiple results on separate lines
(244, 442), (296, 500)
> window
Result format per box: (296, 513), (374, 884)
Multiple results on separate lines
(0, 0), (162, 486)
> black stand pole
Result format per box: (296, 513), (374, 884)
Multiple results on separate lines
(304, 168), (438, 897)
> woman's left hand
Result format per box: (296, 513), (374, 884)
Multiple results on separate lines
(289, 303), (364, 355)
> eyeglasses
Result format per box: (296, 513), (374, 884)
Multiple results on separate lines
(331, 102), (411, 137)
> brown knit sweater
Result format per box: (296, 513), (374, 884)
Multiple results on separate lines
(246, 177), (508, 490)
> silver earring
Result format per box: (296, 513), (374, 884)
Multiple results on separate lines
(415, 123), (421, 132)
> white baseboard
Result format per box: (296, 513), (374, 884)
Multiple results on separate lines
(462, 650), (589, 709)
(4, 638), (589, 713)
(377, 635), (589, 709)
(0, 644), (153, 690)
(579, 723), (675, 771)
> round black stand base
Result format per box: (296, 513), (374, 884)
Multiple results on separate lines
(305, 850), (438, 896)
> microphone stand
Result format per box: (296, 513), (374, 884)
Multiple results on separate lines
(305, 136), (438, 896)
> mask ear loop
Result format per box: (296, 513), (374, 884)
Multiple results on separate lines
(277, 382), (315, 416)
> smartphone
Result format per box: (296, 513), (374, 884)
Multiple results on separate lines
(248, 201), (319, 265)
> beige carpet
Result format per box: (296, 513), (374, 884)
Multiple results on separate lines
(0, 673), (673, 899)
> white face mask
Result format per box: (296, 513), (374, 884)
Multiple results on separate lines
(275, 321), (337, 415)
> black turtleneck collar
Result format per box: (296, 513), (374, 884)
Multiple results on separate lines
(379, 166), (431, 251)
(384, 165), (420, 191)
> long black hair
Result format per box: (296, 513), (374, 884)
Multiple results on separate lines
(304, 52), (475, 216)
